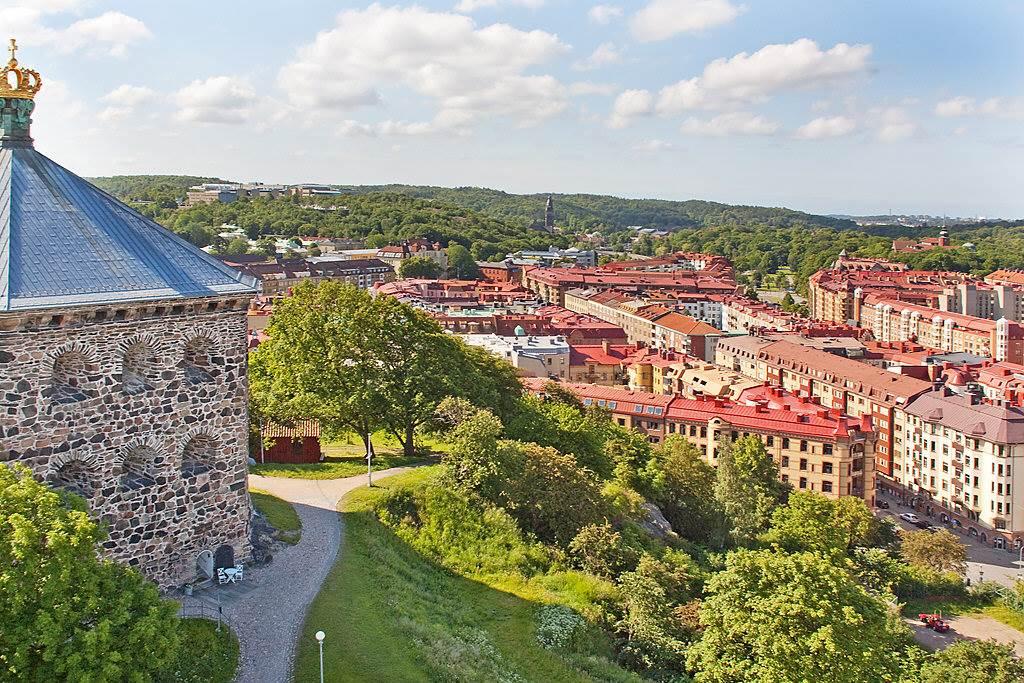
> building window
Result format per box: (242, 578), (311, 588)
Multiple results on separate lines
(767, 435), (774, 446)
(49, 350), (97, 404)
(822, 461), (833, 475)
(181, 434), (218, 477)
(122, 341), (160, 395)
(183, 336), (217, 384)
(799, 477), (807, 489)
(822, 481), (833, 493)
(781, 456), (789, 468)
(799, 440), (808, 452)
(823, 443), (833, 455)
(782, 438), (790, 449)
(799, 458), (808, 471)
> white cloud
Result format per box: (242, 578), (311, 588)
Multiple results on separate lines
(658, 39), (872, 114)
(570, 81), (617, 96)
(454, 0), (545, 12)
(935, 95), (1024, 120)
(872, 107), (916, 142)
(573, 42), (622, 71)
(795, 115), (856, 139)
(680, 111), (779, 136)
(588, 4), (623, 24)
(631, 0), (741, 43)
(102, 84), (156, 107)
(0, 4), (152, 57)
(632, 138), (674, 152)
(935, 96), (974, 117)
(608, 89), (654, 128)
(280, 5), (568, 130)
(174, 76), (257, 125)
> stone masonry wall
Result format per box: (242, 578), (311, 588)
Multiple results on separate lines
(0, 296), (252, 588)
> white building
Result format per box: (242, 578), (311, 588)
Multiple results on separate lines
(460, 333), (570, 379)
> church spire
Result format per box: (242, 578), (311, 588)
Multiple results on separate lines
(0, 38), (43, 147)
(544, 195), (554, 230)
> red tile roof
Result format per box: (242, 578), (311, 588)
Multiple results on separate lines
(261, 419), (321, 439)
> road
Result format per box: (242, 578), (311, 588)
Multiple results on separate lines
(875, 488), (1024, 587)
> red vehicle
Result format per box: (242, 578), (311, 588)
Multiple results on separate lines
(918, 612), (950, 633)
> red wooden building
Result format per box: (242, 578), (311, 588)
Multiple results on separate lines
(260, 420), (323, 464)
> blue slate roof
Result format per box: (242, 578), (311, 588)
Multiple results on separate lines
(0, 146), (258, 312)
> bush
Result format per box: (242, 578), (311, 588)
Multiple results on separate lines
(536, 605), (587, 650)
(569, 523), (640, 578)
(895, 564), (966, 601)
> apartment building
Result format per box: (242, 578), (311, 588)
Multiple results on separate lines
(223, 257), (394, 296)
(892, 387), (1024, 544)
(522, 266), (737, 307)
(715, 334), (932, 478)
(462, 334), (569, 379)
(525, 380), (876, 503)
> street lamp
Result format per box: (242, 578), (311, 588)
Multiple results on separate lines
(315, 630), (325, 683)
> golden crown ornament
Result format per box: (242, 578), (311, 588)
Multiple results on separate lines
(0, 39), (42, 100)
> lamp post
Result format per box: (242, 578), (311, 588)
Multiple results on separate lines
(315, 630), (325, 683)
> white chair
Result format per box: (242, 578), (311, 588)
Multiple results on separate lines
(217, 568), (229, 585)
(233, 563), (244, 581)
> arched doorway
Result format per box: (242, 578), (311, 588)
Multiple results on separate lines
(214, 544), (235, 571)
(196, 550), (214, 580)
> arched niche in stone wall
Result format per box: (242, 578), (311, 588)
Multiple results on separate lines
(182, 335), (218, 385)
(119, 335), (163, 396)
(116, 439), (167, 491)
(181, 432), (218, 478)
(47, 450), (101, 499)
(44, 344), (100, 404)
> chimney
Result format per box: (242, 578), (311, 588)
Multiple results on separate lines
(602, 340), (610, 354)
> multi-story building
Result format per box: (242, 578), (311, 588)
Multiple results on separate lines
(568, 342), (637, 385)
(522, 265), (737, 307)
(715, 335), (932, 478)
(0, 53), (259, 588)
(601, 252), (735, 280)
(525, 380), (876, 503)
(183, 182), (288, 207)
(891, 387), (1024, 545)
(510, 246), (597, 268)
(564, 289), (721, 360)
(461, 334), (569, 379)
(224, 257), (394, 297)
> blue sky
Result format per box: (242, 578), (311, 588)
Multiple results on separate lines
(7, 0), (1023, 216)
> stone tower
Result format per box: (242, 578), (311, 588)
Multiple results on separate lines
(0, 42), (260, 588)
(544, 195), (555, 230)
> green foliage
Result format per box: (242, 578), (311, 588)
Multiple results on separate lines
(761, 492), (881, 555)
(894, 564), (967, 601)
(639, 436), (726, 546)
(249, 489), (302, 544)
(713, 436), (788, 546)
(900, 529), (968, 575)
(89, 174), (221, 208)
(155, 619), (239, 683)
(535, 605), (587, 651)
(446, 243), (481, 279)
(397, 255), (442, 279)
(851, 547), (907, 597)
(687, 549), (913, 683)
(0, 465), (180, 681)
(919, 640), (1024, 683)
(568, 523), (640, 578)
(507, 394), (615, 477)
(616, 568), (691, 676)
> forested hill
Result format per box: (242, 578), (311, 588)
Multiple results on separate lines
(342, 184), (857, 231)
(88, 175), (854, 231)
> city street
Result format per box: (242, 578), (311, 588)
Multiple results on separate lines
(876, 489), (1024, 587)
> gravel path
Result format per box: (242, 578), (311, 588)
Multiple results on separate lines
(200, 468), (414, 683)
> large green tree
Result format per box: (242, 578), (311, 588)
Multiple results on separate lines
(0, 466), (179, 681)
(900, 529), (968, 576)
(687, 549), (913, 683)
(761, 492), (882, 555)
(446, 243), (481, 279)
(713, 436), (788, 545)
(398, 255), (443, 279)
(919, 640), (1024, 683)
(640, 436), (726, 546)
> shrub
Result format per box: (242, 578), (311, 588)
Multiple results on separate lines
(894, 564), (966, 601)
(536, 605), (587, 650)
(569, 523), (640, 578)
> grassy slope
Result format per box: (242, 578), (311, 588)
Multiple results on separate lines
(249, 489), (302, 544)
(249, 438), (437, 480)
(293, 468), (639, 683)
(156, 619), (239, 683)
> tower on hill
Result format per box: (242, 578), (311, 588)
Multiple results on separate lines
(545, 195), (555, 230)
(0, 40), (260, 588)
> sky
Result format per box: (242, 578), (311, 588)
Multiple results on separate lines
(5, 0), (1023, 217)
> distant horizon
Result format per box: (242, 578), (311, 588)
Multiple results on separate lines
(87, 172), (1021, 222)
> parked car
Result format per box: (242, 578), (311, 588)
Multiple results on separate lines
(900, 512), (920, 524)
(925, 525), (942, 533)
(914, 520), (931, 530)
(877, 500), (890, 509)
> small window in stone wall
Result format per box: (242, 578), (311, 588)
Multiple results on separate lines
(49, 351), (96, 403)
(121, 446), (162, 490)
(121, 342), (160, 395)
(181, 434), (218, 477)
(183, 337), (217, 385)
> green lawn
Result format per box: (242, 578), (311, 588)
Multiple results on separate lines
(293, 468), (640, 683)
(250, 488), (302, 544)
(249, 434), (443, 480)
(156, 618), (239, 683)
